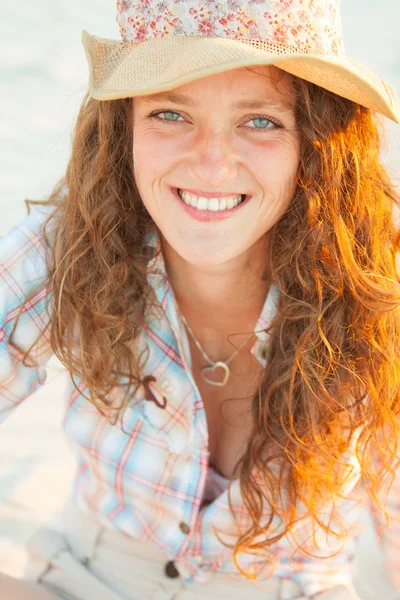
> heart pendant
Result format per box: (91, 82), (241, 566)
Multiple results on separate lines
(201, 362), (230, 387)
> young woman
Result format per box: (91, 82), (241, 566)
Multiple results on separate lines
(1, 1), (400, 599)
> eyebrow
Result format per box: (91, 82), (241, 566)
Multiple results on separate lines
(139, 91), (294, 112)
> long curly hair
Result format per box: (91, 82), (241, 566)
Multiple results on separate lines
(13, 69), (400, 578)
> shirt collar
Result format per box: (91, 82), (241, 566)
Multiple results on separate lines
(142, 230), (279, 368)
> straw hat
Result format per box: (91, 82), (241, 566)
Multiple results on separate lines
(82, 0), (400, 124)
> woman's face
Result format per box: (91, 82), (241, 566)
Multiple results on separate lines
(132, 66), (300, 267)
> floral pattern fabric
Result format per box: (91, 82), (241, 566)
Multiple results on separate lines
(116, 0), (345, 55)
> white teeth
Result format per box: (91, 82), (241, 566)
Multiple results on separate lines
(197, 197), (208, 210)
(178, 189), (244, 211)
(208, 198), (219, 211)
(219, 198), (227, 210)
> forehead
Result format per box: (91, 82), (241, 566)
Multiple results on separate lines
(135, 65), (296, 111)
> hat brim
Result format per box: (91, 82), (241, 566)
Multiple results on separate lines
(82, 30), (400, 124)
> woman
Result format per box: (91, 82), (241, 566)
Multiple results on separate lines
(1, 1), (400, 599)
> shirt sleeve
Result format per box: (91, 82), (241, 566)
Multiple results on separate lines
(294, 461), (400, 600)
(0, 205), (55, 425)
(290, 557), (362, 599)
(291, 442), (400, 599)
(367, 443), (400, 592)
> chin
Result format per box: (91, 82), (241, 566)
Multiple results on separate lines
(177, 244), (237, 268)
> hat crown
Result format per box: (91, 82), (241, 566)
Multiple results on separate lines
(117, 0), (344, 55)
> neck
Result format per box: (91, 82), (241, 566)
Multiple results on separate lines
(160, 234), (271, 348)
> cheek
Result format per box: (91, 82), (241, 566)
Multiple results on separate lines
(133, 131), (183, 186)
(252, 140), (300, 193)
(133, 135), (163, 189)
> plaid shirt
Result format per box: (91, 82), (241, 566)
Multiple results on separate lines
(1, 205), (399, 597)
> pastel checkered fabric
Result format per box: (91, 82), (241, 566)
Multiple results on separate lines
(1, 205), (399, 597)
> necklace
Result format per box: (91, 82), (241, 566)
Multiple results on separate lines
(179, 313), (254, 387)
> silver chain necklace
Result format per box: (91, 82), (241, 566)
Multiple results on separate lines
(179, 313), (254, 387)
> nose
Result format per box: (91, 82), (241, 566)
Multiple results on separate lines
(186, 126), (239, 187)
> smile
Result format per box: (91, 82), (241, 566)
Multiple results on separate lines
(177, 188), (246, 211)
(171, 187), (251, 223)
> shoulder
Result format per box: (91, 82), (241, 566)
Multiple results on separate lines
(0, 204), (58, 331)
(0, 203), (57, 282)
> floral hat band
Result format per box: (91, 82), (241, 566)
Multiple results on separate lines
(82, 0), (400, 124)
(117, 0), (344, 53)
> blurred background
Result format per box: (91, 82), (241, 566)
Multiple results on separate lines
(0, 1), (399, 598)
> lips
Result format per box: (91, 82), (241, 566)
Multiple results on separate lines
(170, 186), (251, 222)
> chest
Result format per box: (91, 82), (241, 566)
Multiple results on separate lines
(188, 334), (264, 480)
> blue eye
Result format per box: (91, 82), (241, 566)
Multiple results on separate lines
(249, 117), (275, 130)
(146, 110), (283, 133)
(152, 111), (181, 122)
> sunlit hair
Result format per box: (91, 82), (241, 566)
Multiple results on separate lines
(13, 67), (400, 578)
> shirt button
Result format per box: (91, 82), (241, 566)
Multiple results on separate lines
(165, 560), (180, 578)
(179, 521), (190, 535)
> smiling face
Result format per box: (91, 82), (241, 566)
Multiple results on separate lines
(132, 65), (301, 268)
